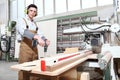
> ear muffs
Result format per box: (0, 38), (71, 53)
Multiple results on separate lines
(24, 9), (27, 14)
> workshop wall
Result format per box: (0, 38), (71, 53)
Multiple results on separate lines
(36, 19), (57, 58)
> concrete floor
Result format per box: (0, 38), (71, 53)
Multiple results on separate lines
(0, 60), (18, 80)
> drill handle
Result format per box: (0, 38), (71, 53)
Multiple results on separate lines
(44, 39), (48, 52)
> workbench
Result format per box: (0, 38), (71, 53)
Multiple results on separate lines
(11, 53), (97, 80)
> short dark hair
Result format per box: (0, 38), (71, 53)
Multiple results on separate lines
(27, 4), (37, 16)
(27, 4), (37, 10)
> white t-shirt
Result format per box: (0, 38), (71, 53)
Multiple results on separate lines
(16, 15), (44, 41)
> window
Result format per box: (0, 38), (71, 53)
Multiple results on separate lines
(98, 0), (113, 6)
(18, 0), (25, 18)
(25, 0), (33, 8)
(68, 0), (81, 11)
(34, 0), (43, 17)
(55, 0), (67, 14)
(82, 0), (96, 9)
(44, 0), (54, 15)
(10, 0), (17, 21)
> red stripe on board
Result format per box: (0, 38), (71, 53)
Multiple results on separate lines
(58, 53), (79, 61)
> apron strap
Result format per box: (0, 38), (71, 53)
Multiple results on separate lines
(23, 18), (29, 29)
(23, 18), (38, 32)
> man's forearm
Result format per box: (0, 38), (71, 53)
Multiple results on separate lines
(24, 29), (46, 40)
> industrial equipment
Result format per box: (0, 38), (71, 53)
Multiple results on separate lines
(60, 0), (120, 79)
(0, 21), (16, 61)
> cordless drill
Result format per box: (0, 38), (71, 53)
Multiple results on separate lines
(44, 39), (49, 57)
(44, 39), (48, 53)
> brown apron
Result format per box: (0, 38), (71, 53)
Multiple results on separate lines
(18, 30), (38, 63)
(18, 18), (39, 80)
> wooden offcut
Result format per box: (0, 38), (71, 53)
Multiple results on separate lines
(64, 47), (79, 54)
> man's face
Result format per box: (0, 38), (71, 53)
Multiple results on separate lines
(27, 7), (37, 19)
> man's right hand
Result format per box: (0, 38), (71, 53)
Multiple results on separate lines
(34, 35), (45, 47)
(38, 38), (45, 47)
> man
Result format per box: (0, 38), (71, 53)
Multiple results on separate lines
(16, 4), (50, 80)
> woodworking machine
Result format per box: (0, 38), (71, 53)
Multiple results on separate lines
(62, 1), (120, 79)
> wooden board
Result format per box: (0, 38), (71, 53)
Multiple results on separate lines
(46, 50), (92, 72)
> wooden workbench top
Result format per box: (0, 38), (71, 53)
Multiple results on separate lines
(10, 53), (97, 76)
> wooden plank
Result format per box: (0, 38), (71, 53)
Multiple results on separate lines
(46, 50), (92, 72)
